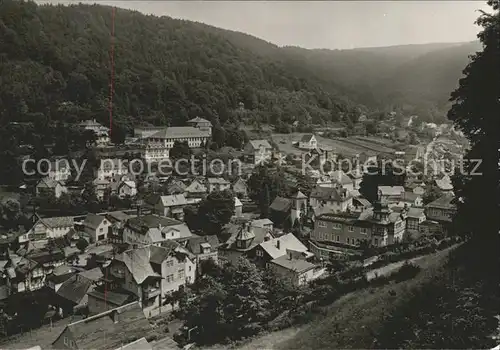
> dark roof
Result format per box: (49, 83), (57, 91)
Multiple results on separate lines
(149, 244), (176, 265)
(78, 267), (104, 282)
(300, 134), (315, 142)
(310, 186), (349, 202)
(353, 197), (372, 208)
(186, 235), (220, 255)
(106, 211), (132, 223)
(402, 191), (421, 202)
(270, 197), (292, 212)
(38, 216), (74, 229)
(54, 302), (152, 350)
(83, 213), (106, 231)
(87, 289), (133, 307)
(56, 274), (93, 304)
(28, 248), (65, 265)
(426, 194), (456, 210)
(223, 224), (272, 252)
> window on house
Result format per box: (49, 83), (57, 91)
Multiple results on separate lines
(348, 226), (354, 232)
(336, 235), (340, 242)
(360, 228), (368, 234)
(64, 337), (68, 346)
(178, 269), (185, 279)
(317, 221), (327, 228)
(256, 249), (263, 257)
(99, 228), (103, 232)
(333, 223), (341, 230)
(189, 266), (192, 272)
(346, 238), (350, 244)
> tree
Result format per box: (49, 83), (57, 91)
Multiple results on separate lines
(0, 199), (26, 230)
(76, 237), (89, 252)
(423, 185), (441, 205)
(170, 141), (191, 160)
(365, 120), (378, 135)
(197, 189), (235, 235)
(222, 258), (270, 338)
(447, 0), (499, 240)
(110, 122), (127, 144)
(259, 183), (270, 218)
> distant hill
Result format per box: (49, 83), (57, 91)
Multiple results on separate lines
(281, 41), (481, 122)
(0, 0), (479, 130)
(0, 0), (361, 131)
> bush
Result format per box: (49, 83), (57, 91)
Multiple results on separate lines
(391, 261), (421, 283)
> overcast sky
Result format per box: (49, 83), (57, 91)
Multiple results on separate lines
(40, 1), (489, 49)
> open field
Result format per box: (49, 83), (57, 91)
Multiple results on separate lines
(202, 246), (454, 350)
(271, 133), (398, 158)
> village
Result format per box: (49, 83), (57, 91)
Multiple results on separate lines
(0, 113), (464, 350)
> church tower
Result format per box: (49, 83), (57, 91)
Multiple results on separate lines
(290, 190), (308, 226)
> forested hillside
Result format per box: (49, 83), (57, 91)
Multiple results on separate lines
(0, 0), (362, 132)
(282, 41), (481, 122)
(0, 0), (481, 131)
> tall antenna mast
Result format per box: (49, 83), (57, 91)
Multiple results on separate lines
(108, 6), (116, 136)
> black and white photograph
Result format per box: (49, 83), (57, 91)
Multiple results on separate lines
(0, 0), (498, 349)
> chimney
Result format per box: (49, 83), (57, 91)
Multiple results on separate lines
(111, 310), (119, 323)
(288, 251), (293, 260)
(276, 239), (280, 250)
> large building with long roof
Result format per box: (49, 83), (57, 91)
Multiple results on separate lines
(136, 118), (212, 162)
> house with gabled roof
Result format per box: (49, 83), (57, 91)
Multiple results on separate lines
(36, 177), (67, 199)
(219, 222), (274, 264)
(232, 178), (248, 198)
(269, 253), (321, 287)
(254, 233), (313, 266)
(151, 194), (192, 221)
(206, 177), (231, 193)
(377, 185), (405, 203)
(55, 274), (95, 317)
(117, 180), (137, 198)
(425, 194), (456, 226)
(184, 178), (208, 198)
(19, 215), (74, 244)
(51, 302), (152, 349)
(244, 140), (273, 165)
(299, 134), (317, 150)
(105, 243), (196, 317)
(185, 235), (220, 274)
(83, 213), (112, 243)
(329, 170), (354, 192)
(309, 185), (352, 213)
(123, 215), (192, 247)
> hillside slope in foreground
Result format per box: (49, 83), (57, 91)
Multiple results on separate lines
(203, 243), (499, 350)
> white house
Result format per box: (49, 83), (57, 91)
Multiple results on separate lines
(36, 177), (67, 199)
(299, 134), (317, 150)
(206, 177), (231, 193)
(79, 119), (110, 146)
(123, 215), (193, 247)
(47, 160), (72, 182)
(243, 140), (273, 165)
(118, 181), (137, 198)
(95, 159), (129, 181)
(83, 213), (112, 243)
(153, 194), (190, 221)
(234, 197), (243, 217)
(309, 185), (352, 213)
(109, 243), (196, 317)
(19, 215), (74, 243)
(139, 118), (212, 162)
